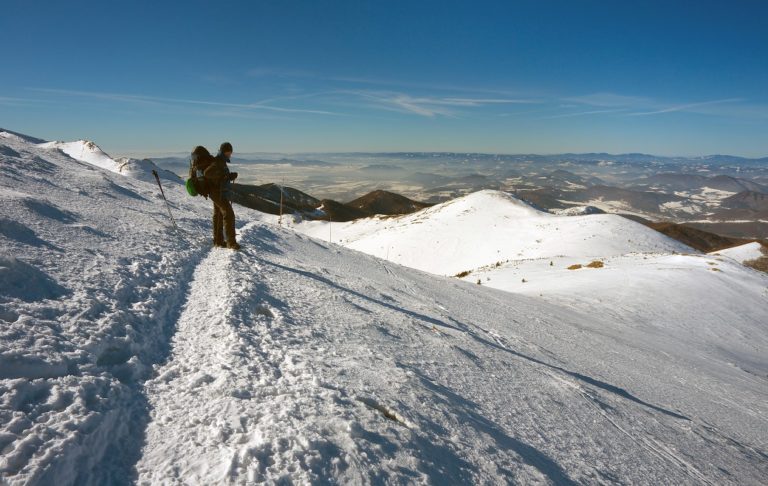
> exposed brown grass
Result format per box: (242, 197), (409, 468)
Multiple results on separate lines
(586, 260), (604, 268)
(455, 270), (471, 278)
(744, 257), (768, 273)
(567, 264), (583, 270)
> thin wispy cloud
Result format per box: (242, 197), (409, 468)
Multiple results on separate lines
(333, 90), (538, 117)
(563, 92), (653, 108)
(245, 66), (543, 98)
(23, 85), (763, 125)
(442, 98), (536, 105)
(27, 88), (342, 116)
(627, 98), (743, 116)
(541, 108), (629, 119)
(0, 96), (55, 106)
(559, 92), (758, 119)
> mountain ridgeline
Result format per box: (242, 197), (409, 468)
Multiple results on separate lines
(230, 184), (432, 222)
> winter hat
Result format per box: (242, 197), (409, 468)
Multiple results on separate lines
(220, 142), (233, 153)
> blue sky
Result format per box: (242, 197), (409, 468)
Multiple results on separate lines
(1, 0), (767, 156)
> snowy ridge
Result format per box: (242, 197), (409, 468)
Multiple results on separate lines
(710, 241), (765, 263)
(295, 189), (693, 276)
(37, 140), (120, 172)
(35, 138), (180, 183)
(1, 132), (768, 484)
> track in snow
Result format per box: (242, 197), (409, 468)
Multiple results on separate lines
(137, 223), (364, 483)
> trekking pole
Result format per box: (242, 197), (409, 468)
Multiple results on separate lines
(279, 179), (284, 226)
(152, 169), (179, 231)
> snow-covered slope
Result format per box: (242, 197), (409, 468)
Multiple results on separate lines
(36, 139), (180, 183)
(37, 140), (120, 172)
(1, 131), (767, 485)
(710, 241), (765, 263)
(295, 189), (693, 276)
(114, 156), (182, 184)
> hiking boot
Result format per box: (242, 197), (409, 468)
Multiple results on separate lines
(227, 241), (241, 251)
(213, 240), (226, 248)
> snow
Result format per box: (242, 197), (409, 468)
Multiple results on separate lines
(36, 139), (180, 183)
(557, 198), (654, 219)
(294, 189), (692, 277)
(687, 187), (737, 209)
(114, 157), (182, 184)
(37, 140), (120, 173)
(660, 200), (700, 214)
(1, 132), (768, 484)
(549, 205), (603, 216)
(710, 241), (765, 263)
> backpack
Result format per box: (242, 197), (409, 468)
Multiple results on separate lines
(186, 146), (214, 197)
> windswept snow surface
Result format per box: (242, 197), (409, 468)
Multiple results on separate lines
(1, 132), (768, 484)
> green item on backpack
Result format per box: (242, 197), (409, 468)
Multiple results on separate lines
(185, 178), (198, 197)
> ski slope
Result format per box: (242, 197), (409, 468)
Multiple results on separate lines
(1, 131), (767, 484)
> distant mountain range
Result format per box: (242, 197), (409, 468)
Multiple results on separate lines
(633, 173), (768, 193)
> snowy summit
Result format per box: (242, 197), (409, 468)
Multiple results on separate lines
(1, 129), (767, 485)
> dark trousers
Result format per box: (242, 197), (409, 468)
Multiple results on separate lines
(211, 190), (236, 244)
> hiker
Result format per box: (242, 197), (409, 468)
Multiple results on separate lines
(207, 142), (240, 250)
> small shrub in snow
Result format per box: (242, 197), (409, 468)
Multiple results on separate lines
(455, 270), (471, 278)
(567, 264), (582, 270)
(586, 260), (604, 268)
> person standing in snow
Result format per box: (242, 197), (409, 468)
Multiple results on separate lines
(206, 142), (240, 250)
